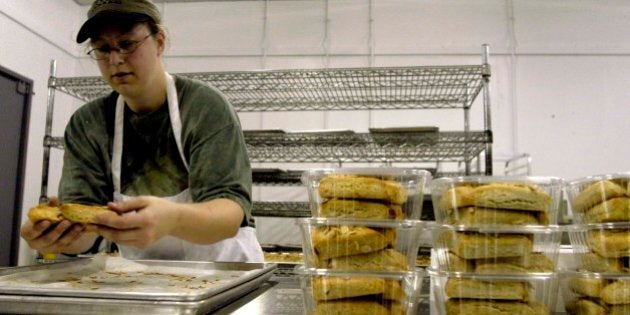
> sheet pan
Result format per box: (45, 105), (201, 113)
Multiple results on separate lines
(0, 256), (276, 314)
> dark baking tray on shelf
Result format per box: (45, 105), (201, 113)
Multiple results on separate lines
(369, 126), (439, 146)
(251, 168), (304, 185)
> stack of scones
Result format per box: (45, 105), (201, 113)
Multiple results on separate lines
(562, 173), (630, 314)
(297, 167), (431, 315)
(428, 176), (565, 315)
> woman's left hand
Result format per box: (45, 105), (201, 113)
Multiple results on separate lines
(89, 196), (180, 249)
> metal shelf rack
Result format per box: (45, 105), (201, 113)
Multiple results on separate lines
(50, 65), (488, 112)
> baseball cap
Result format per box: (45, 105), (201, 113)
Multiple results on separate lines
(76, 0), (161, 43)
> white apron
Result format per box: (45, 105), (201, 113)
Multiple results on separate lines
(112, 72), (263, 262)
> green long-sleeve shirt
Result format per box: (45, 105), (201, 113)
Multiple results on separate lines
(59, 75), (253, 227)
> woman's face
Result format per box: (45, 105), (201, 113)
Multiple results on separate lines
(90, 23), (165, 99)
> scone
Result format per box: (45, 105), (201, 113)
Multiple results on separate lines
(587, 230), (630, 258)
(442, 252), (472, 272)
(312, 276), (385, 300)
(602, 280), (630, 304)
(572, 180), (626, 213)
(449, 207), (542, 226)
(445, 300), (547, 315)
(329, 248), (409, 271)
(319, 198), (403, 220)
(59, 203), (117, 224)
(312, 225), (395, 260)
(474, 253), (555, 273)
(383, 280), (406, 301)
(444, 278), (529, 300)
(569, 277), (605, 298)
(472, 183), (551, 212)
(438, 185), (475, 211)
(314, 299), (390, 315)
(610, 304), (630, 315)
(565, 299), (607, 315)
(445, 232), (533, 259)
(580, 252), (624, 272)
(583, 197), (630, 223)
(318, 174), (407, 205)
(28, 204), (62, 223)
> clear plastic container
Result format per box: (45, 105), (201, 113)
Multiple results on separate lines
(297, 218), (425, 272)
(302, 167), (431, 220)
(566, 173), (630, 224)
(429, 268), (558, 315)
(559, 270), (630, 314)
(296, 266), (425, 315)
(566, 222), (630, 272)
(431, 224), (563, 273)
(430, 176), (564, 225)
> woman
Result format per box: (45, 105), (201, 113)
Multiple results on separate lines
(20, 0), (263, 262)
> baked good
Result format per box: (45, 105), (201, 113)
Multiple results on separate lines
(472, 183), (551, 212)
(318, 174), (407, 205)
(587, 230), (630, 258)
(565, 299), (607, 315)
(444, 278), (529, 300)
(263, 251), (303, 263)
(27, 204), (62, 223)
(449, 207), (542, 226)
(319, 198), (403, 220)
(580, 252), (624, 272)
(583, 197), (630, 223)
(59, 203), (117, 224)
(438, 185), (475, 211)
(569, 277), (605, 298)
(602, 280), (630, 304)
(314, 299), (390, 315)
(445, 232), (533, 259)
(610, 304), (630, 315)
(312, 225), (395, 260)
(329, 248), (409, 271)
(383, 280), (406, 301)
(445, 300), (546, 315)
(572, 180), (627, 213)
(312, 276), (385, 300)
(474, 253), (555, 273)
(444, 252), (472, 272)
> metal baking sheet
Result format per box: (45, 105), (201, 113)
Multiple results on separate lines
(0, 256), (276, 314)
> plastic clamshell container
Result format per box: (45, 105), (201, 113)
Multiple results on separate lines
(297, 218), (424, 272)
(302, 167), (432, 220)
(566, 173), (630, 224)
(559, 270), (630, 314)
(566, 222), (630, 272)
(430, 176), (564, 225)
(429, 268), (558, 315)
(296, 266), (425, 315)
(431, 224), (563, 273)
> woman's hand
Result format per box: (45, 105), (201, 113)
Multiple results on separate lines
(20, 197), (95, 254)
(91, 196), (180, 249)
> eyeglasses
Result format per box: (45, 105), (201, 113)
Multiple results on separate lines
(87, 34), (152, 60)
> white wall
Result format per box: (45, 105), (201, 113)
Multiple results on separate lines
(2, 0), (630, 262)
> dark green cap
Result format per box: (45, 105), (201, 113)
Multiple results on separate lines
(76, 0), (161, 43)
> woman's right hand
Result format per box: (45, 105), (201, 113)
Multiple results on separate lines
(20, 220), (86, 254)
(20, 197), (93, 255)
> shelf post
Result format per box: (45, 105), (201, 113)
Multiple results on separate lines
(39, 60), (57, 203)
(481, 44), (493, 175)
